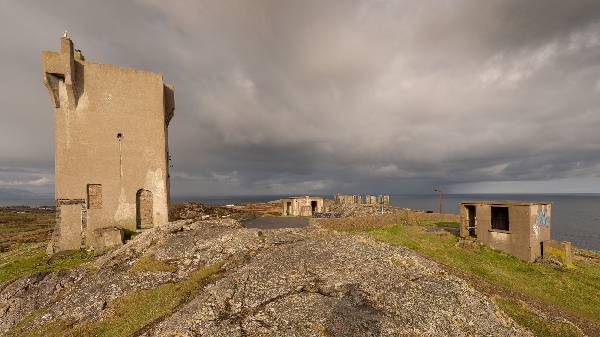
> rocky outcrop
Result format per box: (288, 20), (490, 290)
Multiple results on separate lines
(0, 219), (531, 336)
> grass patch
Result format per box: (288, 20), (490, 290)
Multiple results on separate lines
(494, 297), (583, 337)
(7, 262), (225, 337)
(0, 210), (38, 225)
(0, 243), (96, 285)
(364, 225), (600, 322)
(0, 208), (55, 244)
(0, 208), (54, 228)
(0, 223), (49, 234)
(130, 256), (178, 273)
(410, 219), (460, 228)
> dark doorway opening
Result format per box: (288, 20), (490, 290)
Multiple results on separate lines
(311, 201), (317, 213)
(491, 206), (510, 231)
(466, 205), (476, 237)
(286, 202), (292, 215)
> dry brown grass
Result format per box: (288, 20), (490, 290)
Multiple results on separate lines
(0, 207), (55, 244)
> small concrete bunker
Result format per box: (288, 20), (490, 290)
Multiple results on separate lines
(281, 196), (324, 217)
(459, 200), (552, 262)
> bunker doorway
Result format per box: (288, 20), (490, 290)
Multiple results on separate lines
(286, 202), (292, 215)
(466, 205), (476, 237)
(136, 189), (153, 229)
(311, 201), (317, 214)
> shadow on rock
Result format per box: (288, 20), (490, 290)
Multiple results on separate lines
(325, 284), (382, 337)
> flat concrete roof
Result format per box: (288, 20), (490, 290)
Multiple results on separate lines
(284, 196), (324, 200)
(460, 200), (551, 206)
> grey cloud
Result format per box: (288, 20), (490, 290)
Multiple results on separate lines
(1, 0), (600, 196)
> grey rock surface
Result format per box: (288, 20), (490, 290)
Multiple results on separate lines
(0, 219), (531, 336)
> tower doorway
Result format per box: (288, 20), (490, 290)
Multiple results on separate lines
(136, 189), (153, 229)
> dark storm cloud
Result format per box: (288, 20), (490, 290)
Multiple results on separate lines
(1, 0), (600, 196)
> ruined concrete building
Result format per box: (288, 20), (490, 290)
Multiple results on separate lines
(335, 194), (360, 205)
(335, 194), (390, 206)
(281, 196), (324, 216)
(42, 34), (174, 254)
(365, 195), (378, 205)
(459, 200), (572, 266)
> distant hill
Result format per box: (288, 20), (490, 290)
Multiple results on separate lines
(0, 188), (40, 199)
(0, 188), (53, 206)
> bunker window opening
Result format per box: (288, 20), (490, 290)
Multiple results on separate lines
(491, 206), (509, 231)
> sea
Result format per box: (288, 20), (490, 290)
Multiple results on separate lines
(2, 194), (599, 251)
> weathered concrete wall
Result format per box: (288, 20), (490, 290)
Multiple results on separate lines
(542, 240), (573, 268)
(530, 204), (551, 260)
(50, 201), (85, 253)
(281, 197), (324, 216)
(42, 35), (174, 253)
(459, 201), (552, 262)
(90, 227), (124, 252)
(364, 195), (376, 205)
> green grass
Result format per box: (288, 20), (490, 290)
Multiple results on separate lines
(7, 262), (224, 337)
(414, 220), (460, 228)
(365, 225), (600, 323)
(494, 297), (584, 337)
(0, 243), (96, 285)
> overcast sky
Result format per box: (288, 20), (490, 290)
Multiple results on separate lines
(1, 0), (600, 197)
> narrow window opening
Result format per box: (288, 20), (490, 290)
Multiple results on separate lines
(117, 133), (123, 178)
(491, 206), (509, 231)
